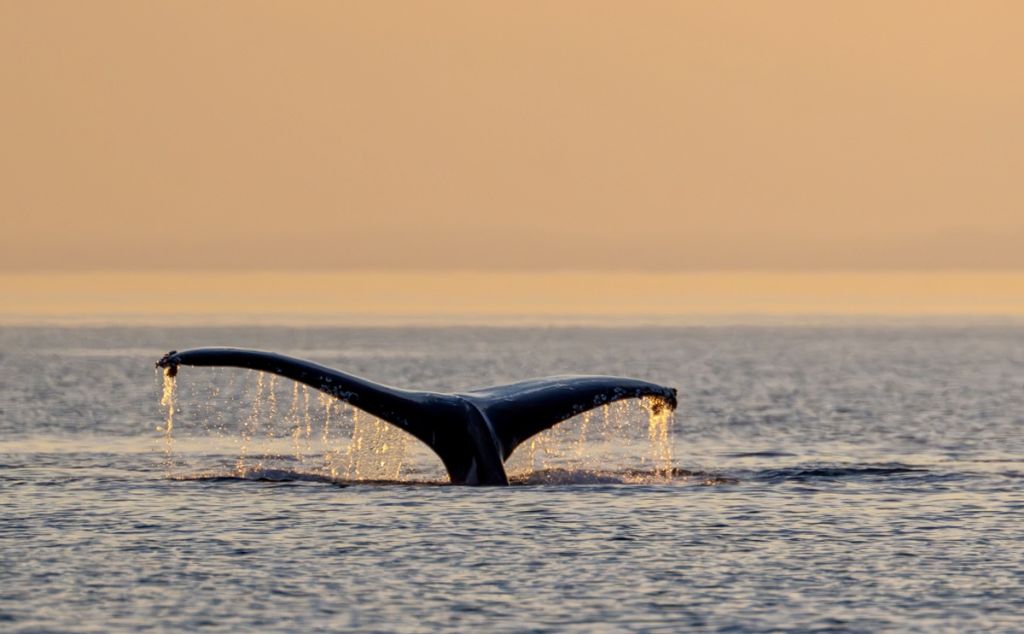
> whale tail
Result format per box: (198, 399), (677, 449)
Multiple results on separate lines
(157, 348), (677, 485)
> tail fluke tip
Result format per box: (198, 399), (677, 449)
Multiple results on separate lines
(156, 350), (179, 376)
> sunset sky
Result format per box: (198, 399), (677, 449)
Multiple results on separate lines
(1, 2), (1022, 318)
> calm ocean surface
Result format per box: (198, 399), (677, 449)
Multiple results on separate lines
(2, 325), (1023, 632)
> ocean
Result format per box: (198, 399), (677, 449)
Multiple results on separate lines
(2, 324), (1022, 631)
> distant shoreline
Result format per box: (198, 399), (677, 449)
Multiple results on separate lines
(3, 271), (1024, 325)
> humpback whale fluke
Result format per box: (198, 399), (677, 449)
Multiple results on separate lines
(156, 348), (677, 485)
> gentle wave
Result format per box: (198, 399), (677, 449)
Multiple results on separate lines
(164, 463), (942, 487)
(754, 464), (928, 482)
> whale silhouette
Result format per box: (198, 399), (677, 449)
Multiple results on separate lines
(156, 348), (677, 485)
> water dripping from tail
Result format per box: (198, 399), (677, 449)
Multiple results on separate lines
(159, 369), (176, 470)
(287, 381), (302, 461)
(155, 363), (677, 486)
(505, 397), (678, 484)
(344, 407), (410, 481)
(235, 372), (266, 476)
(642, 395), (675, 480)
(157, 369), (422, 483)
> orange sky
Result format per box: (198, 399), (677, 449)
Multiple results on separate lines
(2, 2), (1022, 272)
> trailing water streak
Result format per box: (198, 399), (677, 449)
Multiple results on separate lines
(159, 370), (176, 469)
(339, 407), (405, 481)
(320, 392), (336, 478)
(643, 396), (675, 478)
(264, 375), (278, 448)
(236, 372), (265, 475)
(302, 385), (313, 456)
(287, 382), (302, 461)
